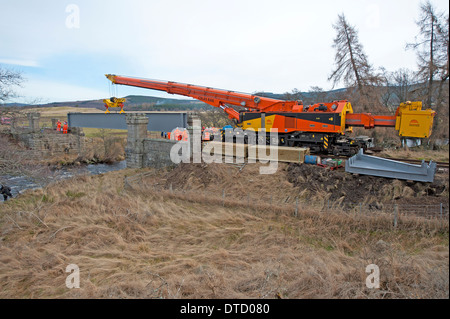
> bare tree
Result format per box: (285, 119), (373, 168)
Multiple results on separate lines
(0, 65), (24, 103)
(328, 14), (376, 98)
(283, 88), (303, 102)
(308, 86), (329, 104)
(407, 1), (446, 108)
(193, 106), (233, 128)
(377, 68), (395, 110)
(435, 14), (449, 110)
(389, 68), (417, 104)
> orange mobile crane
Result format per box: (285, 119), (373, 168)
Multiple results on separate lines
(105, 74), (435, 156)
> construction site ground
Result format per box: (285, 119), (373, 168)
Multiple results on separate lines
(0, 160), (448, 299)
(135, 161), (449, 216)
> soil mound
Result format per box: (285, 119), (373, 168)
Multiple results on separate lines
(286, 163), (448, 208)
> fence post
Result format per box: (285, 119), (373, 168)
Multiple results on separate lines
(440, 203), (443, 220)
(169, 183), (173, 193)
(394, 204), (398, 228)
(295, 197), (298, 217)
(359, 202), (362, 215)
(222, 189), (225, 206)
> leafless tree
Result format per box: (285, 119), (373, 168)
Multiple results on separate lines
(388, 68), (417, 104)
(308, 86), (329, 104)
(328, 14), (377, 99)
(435, 14), (449, 111)
(406, 1), (447, 108)
(283, 88), (304, 102)
(377, 68), (395, 110)
(0, 65), (24, 103)
(193, 106), (233, 128)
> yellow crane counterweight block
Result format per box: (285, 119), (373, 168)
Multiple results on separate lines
(395, 101), (436, 138)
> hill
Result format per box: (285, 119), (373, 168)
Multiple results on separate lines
(3, 95), (210, 112)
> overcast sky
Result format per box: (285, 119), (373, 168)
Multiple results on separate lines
(1, 0), (448, 103)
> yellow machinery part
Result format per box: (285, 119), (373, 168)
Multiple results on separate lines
(242, 115), (277, 132)
(340, 102), (353, 134)
(395, 101), (436, 138)
(103, 97), (126, 114)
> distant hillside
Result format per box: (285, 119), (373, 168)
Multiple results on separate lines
(5, 89), (351, 111)
(4, 95), (209, 111)
(2, 102), (30, 107)
(254, 88), (347, 101)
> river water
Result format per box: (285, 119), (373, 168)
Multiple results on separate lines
(1, 160), (126, 202)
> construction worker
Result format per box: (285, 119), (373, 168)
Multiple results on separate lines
(1, 185), (12, 201)
(182, 129), (188, 141)
(174, 128), (181, 141)
(57, 120), (61, 132)
(167, 131), (171, 140)
(62, 121), (68, 134)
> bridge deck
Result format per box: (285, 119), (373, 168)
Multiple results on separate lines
(67, 112), (188, 131)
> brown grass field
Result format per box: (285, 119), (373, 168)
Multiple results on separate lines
(0, 162), (448, 299)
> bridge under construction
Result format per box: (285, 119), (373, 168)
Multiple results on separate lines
(67, 112), (188, 132)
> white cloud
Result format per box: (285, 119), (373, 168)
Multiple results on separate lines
(0, 59), (40, 67)
(16, 77), (106, 103)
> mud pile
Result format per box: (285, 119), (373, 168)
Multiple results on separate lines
(286, 163), (448, 208)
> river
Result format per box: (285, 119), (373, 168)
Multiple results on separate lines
(1, 160), (127, 202)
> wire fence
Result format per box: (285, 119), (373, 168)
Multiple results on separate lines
(124, 172), (449, 229)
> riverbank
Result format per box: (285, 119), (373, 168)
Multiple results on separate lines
(1, 133), (126, 199)
(1, 160), (127, 200)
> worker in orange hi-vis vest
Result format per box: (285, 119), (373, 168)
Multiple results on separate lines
(182, 129), (188, 141)
(175, 128), (182, 141)
(167, 131), (171, 140)
(56, 120), (61, 132)
(62, 122), (68, 134)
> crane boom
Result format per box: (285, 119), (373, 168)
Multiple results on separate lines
(106, 74), (302, 120)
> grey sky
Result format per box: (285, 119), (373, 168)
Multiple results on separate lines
(0, 0), (449, 103)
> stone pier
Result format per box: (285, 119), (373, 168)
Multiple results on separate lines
(125, 113), (184, 169)
(51, 118), (58, 130)
(125, 113), (149, 168)
(27, 112), (41, 132)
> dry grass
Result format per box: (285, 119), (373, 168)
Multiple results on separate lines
(21, 107), (103, 117)
(0, 165), (448, 299)
(380, 145), (449, 163)
(82, 128), (128, 139)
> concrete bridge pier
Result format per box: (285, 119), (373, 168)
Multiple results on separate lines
(125, 113), (149, 168)
(187, 114), (201, 163)
(27, 112), (41, 132)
